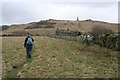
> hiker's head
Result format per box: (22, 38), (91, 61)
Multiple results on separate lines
(27, 33), (31, 37)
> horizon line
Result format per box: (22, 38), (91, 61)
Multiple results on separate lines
(0, 18), (118, 26)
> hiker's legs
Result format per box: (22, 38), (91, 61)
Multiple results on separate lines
(27, 44), (33, 58)
(26, 45), (29, 58)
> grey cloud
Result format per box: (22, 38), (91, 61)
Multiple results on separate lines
(1, 1), (118, 25)
(1, 0), (119, 2)
(54, 2), (117, 8)
(2, 2), (36, 24)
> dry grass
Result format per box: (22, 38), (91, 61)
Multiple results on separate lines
(2, 36), (118, 78)
(2, 20), (118, 36)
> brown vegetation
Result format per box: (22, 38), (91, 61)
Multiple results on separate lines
(2, 19), (118, 36)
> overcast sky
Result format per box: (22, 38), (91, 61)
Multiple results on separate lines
(0, 0), (119, 25)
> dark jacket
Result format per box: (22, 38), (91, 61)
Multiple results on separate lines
(24, 36), (34, 47)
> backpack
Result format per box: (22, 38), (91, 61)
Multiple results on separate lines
(27, 37), (33, 44)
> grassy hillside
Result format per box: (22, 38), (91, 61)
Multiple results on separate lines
(2, 19), (118, 36)
(2, 36), (118, 78)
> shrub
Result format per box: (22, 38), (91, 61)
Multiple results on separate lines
(89, 25), (114, 36)
(2, 25), (9, 30)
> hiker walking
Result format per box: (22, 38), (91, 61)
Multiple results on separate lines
(24, 33), (34, 58)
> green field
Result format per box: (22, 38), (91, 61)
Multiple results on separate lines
(2, 36), (119, 78)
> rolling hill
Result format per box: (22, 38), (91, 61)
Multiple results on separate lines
(2, 19), (118, 36)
